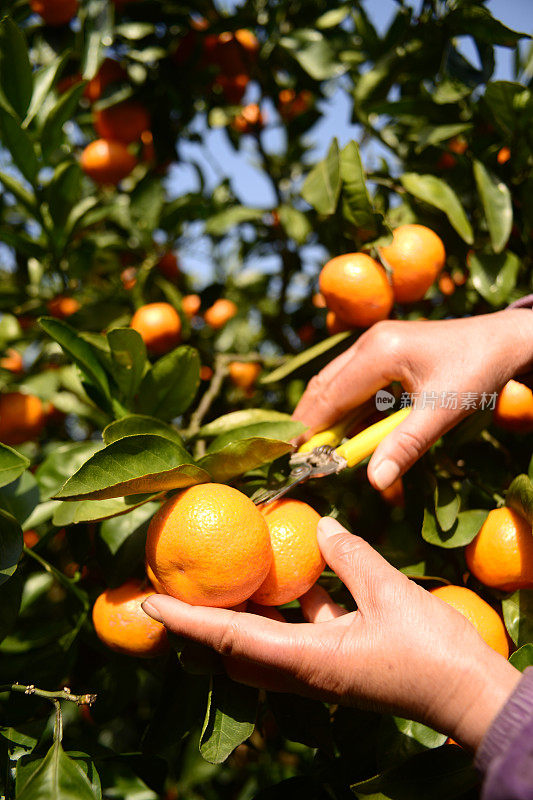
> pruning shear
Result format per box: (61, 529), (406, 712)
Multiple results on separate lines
(252, 407), (410, 505)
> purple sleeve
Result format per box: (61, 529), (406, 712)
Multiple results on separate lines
(475, 667), (533, 800)
(508, 295), (533, 310)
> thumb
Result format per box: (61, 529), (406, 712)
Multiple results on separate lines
(317, 517), (398, 604)
(367, 405), (460, 490)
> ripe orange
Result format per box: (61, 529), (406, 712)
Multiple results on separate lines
(145, 483), (272, 608)
(250, 499), (324, 606)
(47, 295), (80, 319)
(379, 224), (446, 303)
(438, 271), (455, 296)
(312, 292), (327, 308)
(204, 298), (238, 329)
(465, 507), (533, 592)
(146, 562), (166, 594)
(92, 579), (168, 657)
(213, 73), (249, 104)
(229, 361), (261, 390)
(431, 585), (508, 658)
(30, 0), (77, 25)
(157, 252), (180, 282)
(130, 302), (181, 356)
(23, 530), (40, 548)
(319, 253), (393, 328)
(94, 101), (150, 144)
(497, 146), (511, 165)
(326, 310), (351, 335)
(84, 59), (127, 103)
(81, 139), (137, 186)
(200, 365), (213, 381)
(278, 89), (313, 121)
(448, 137), (468, 155)
(0, 349), (23, 374)
(379, 477), (405, 507)
(182, 294), (201, 318)
(120, 267), (137, 291)
(493, 380), (533, 433)
(0, 392), (46, 445)
(204, 29), (258, 76)
(232, 104), (263, 134)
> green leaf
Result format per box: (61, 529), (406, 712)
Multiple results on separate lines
(47, 162), (82, 230)
(351, 744), (478, 799)
(0, 471), (40, 527)
(503, 590), (533, 647)
(422, 508), (488, 549)
(199, 438), (293, 483)
(52, 494), (159, 525)
(446, 6), (528, 48)
(473, 160), (512, 253)
(280, 30), (346, 80)
(262, 331), (352, 384)
(106, 328), (147, 406)
(434, 481), (460, 532)
(81, 0), (114, 79)
(0, 17), (32, 118)
(103, 415), (184, 446)
(468, 251), (521, 306)
(510, 643), (533, 671)
(205, 207), (264, 236)
(302, 139), (341, 216)
(24, 53), (70, 126)
(400, 173), (473, 243)
(0, 508), (23, 587)
(267, 692), (333, 751)
(483, 81), (527, 136)
(16, 739), (98, 800)
(506, 474), (533, 526)
(207, 421), (305, 453)
(0, 570), (22, 643)
(35, 442), (103, 501)
(316, 6), (350, 29)
(277, 205), (311, 245)
(98, 501), (159, 585)
(199, 675), (258, 764)
(138, 346), (200, 421)
(41, 82), (86, 159)
(129, 175), (165, 237)
(0, 444), (30, 489)
(198, 410), (296, 438)
(0, 109), (39, 184)
(340, 140), (378, 233)
(55, 434), (210, 500)
(39, 317), (112, 410)
(0, 170), (37, 214)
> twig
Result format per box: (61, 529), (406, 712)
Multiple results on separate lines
(0, 683), (96, 706)
(187, 354), (230, 447)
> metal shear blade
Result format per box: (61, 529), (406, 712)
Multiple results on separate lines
(252, 445), (348, 505)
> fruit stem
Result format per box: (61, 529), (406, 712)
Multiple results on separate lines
(0, 683), (96, 706)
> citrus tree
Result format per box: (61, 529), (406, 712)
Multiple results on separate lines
(0, 1), (533, 798)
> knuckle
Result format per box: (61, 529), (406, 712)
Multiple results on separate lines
(395, 426), (425, 462)
(361, 321), (403, 357)
(215, 620), (240, 658)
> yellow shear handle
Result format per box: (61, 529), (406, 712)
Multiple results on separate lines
(297, 417), (355, 454)
(335, 407), (410, 468)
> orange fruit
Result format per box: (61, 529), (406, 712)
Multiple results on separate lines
(94, 101), (150, 144)
(493, 380), (533, 433)
(84, 59), (127, 103)
(204, 29), (258, 76)
(229, 361), (261, 390)
(438, 271), (455, 296)
(204, 298), (238, 329)
(200, 365), (213, 381)
(465, 507), (533, 592)
(379, 224), (446, 303)
(497, 146), (511, 165)
(232, 104), (263, 134)
(0, 349), (23, 374)
(213, 73), (249, 104)
(120, 267), (137, 291)
(312, 292), (327, 308)
(47, 295), (80, 319)
(81, 139), (137, 186)
(182, 294), (201, 318)
(326, 310), (351, 335)
(146, 562), (166, 594)
(30, 0), (77, 25)
(145, 483), (272, 608)
(23, 530), (40, 548)
(297, 322), (315, 345)
(452, 269), (467, 286)
(92, 579), (168, 657)
(379, 477), (405, 507)
(319, 253), (393, 328)
(448, 137), (468, 155)
(0, 392), (46, 445)
(431, 585), (508, 658)
(130, 302), (181, 356)
(250, 499), (324, 606)
(157, 252), (180, 282)
(437, 152), (458, 170)
(278, 89), (313, 121)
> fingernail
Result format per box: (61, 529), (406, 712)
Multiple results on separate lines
(317, 516), (345, 539)
(141, 598), (164, 623)
(371, 459), (400, 490)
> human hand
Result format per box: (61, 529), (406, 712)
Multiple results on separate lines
(142, 517), (520, 751)
(292, 310), (533, 490)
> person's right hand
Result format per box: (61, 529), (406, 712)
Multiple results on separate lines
(293, 309), (533, 490)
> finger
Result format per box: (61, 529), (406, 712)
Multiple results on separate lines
(317, 517), (401, 605)
(247, 603), (285, 621)
(299, 583), (348, 622)
(367, 404), (466, 490)
(142, 595), (301, 670)
(292, 324), (405, 438)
